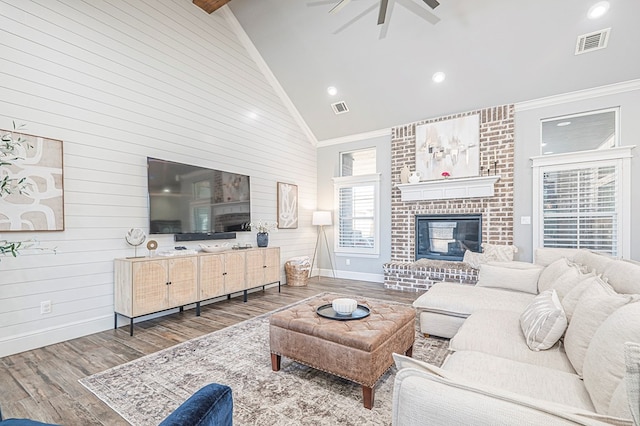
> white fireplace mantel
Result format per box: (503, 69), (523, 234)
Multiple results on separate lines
(397, 175), (500, 201)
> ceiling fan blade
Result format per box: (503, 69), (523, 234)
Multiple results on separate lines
(377, 0), (389, 24)
(329, 0), (352, 14)
(423, 0), (440, 9)
(398, 0), (440, 24)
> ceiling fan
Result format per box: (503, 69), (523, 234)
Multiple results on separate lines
(330, 0), (439, 25)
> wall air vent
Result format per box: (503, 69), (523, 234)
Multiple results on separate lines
(331, 101), (349, 114)
(575, 28), (610, 55)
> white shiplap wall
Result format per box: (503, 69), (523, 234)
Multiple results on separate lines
(0, 0), (318, 357)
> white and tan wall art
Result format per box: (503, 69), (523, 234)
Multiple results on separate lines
(277, 182), (298, 229)
(415, 114), (480, 180)
(0, 130), (64, 231)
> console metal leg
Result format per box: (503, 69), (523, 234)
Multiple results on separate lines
(114, 313), (117, 330)
(130, 318), (134, 336)
(196, 302), (201, 316)
(278, 280), (281, 293)
(243, 290), (248, 302)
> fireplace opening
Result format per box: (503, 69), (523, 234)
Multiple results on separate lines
(415, 214), (482, 261)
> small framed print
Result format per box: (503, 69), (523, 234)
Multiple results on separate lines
(277, 182), (298, 229)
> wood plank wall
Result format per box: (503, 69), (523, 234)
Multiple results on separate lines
(0, 0), (317, 357)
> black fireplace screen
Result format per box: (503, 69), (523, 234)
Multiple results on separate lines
(415, 214), (482, 261)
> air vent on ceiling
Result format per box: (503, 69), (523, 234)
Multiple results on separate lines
(331, 101), (349, 114)
(575, 28), (610, 55)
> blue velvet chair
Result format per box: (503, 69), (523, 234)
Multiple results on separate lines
(0, 383), (233, 426)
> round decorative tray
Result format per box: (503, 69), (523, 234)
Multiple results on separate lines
(316, 303), (371, 321)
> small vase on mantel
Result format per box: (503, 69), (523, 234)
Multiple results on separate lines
(257, 232), (269, 247)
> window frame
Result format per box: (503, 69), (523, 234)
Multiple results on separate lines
(332, 173), (381, 258)
(531, 146), (632, 258)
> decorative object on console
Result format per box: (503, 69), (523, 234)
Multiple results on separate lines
(408, 171), (421, 183)
(277, 182), (298, 229)
(198, 242), (230, 253)
(250, 219), (277, 247)
(125, 228), (146, 258)
(146, 239), (158, 257)
(415, 114), (480, 181)
(441, 171), (450, 179)
(310, 211), (335, 278)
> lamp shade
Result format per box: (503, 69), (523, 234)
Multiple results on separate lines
(312, 211), (332, 226)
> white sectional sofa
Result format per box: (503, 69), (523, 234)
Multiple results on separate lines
(393, 248), (640, 426)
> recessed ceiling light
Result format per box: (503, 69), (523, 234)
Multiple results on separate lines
(432, 72), (446, 83)
(327, 86), (338, 96)
(588, 1), (610, 19)
(557, 121), (571, 127)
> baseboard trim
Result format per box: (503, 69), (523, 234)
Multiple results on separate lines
(0, 315), (113, 358)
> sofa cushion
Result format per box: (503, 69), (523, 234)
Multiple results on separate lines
(413, 282), (534, 317)
(442, 351), (595, 412)
(602, 259), (640, 295)
(564, 293), (637, 378)
(572, 250), (615, 275)
(450, 309), (576, 373)
(582, 302), (640, 416)
(462, 244), (518, 269)
(537, 258), (583, 295)
(520, 289), (567, 351)
(476, 262), (543, 294)
(561, 274), (610, 322)
(534, 248), (581, 267)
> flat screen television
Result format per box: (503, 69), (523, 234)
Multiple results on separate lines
(147, 157), (251, 235)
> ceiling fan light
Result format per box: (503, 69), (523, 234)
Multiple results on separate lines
(588, 1), (610, 19)
(327, 86), (338, 96)
(432, 72), (446, 83)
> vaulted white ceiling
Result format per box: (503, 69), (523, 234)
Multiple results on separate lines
(226, 0), (640, 142)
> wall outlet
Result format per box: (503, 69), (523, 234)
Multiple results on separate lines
(520, 216), (531, 225)
(345, 259), (351, 266)
(40, 300), (51, 314)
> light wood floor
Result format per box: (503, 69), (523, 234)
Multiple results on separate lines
(0, 278), (419, 425)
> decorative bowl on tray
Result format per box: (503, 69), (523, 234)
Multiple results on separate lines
(332, 298), (358, 315)
(199, 243), (230, 253)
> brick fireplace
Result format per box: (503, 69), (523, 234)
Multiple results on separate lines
(384, 105), (515, 291)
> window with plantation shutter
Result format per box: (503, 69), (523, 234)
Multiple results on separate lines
(532, 146), (632, 258)
(542, 165), (617, 254)
(332, 174), (380, 257)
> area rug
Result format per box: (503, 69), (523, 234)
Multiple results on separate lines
(80, 293), (450, 425)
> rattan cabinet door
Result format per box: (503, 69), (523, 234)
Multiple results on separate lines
(199, 254), (225, 300)
(223, 251), (246, 294)
(245, 249), (264, 288)
(167, 256), (198, 307)
(263, 247), (280, 284)
(131, 260), (169, 316)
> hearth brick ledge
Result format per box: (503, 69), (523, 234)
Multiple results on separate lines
(383, 261), (478, 292)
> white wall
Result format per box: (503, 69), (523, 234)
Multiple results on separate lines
(513, 81), (640, 262)
(0, 0), (317, 357)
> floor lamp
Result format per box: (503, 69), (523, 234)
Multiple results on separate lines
(310, 211), (335, 279)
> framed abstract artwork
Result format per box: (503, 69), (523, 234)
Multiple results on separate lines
(277, 182), (298, 229)
(0, 129), (64, 231)
(415, 114), (480, 181)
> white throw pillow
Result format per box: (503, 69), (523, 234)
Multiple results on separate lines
(476, 262), (543, 294)
(462, 250), (485, 269)
(519, 289), (568, 351)
(582, 302), (640, 416)
(564, 293), (637, 377)
(482, 243), (518, 262)
(537, 258), (576, 293)
(561, 274), (612, 322)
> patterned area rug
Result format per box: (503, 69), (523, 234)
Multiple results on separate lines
(80, 293), (450, 426)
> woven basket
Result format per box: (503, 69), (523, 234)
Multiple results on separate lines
(285, 261), (310, 287)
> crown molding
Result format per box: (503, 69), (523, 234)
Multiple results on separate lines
(316, 127), (391, 147)
(515, 79), (640, 112)
(221, 6), (318, 146)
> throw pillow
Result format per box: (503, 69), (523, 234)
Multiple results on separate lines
(537, 257), (574, 293)
(481, 243), (518, 262)
(519, 289), (568, 351)
(564, 293), (637, 378)
(462, 250), (484, 269)
(561, 274), (612, 322)
(476, 262), (543, 294)
(582, 302), (640, 416)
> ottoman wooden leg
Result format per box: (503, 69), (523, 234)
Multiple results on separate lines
(362, 385), (374, 409)
(271, 353), (281, 371)
(406, 345), (413, 358)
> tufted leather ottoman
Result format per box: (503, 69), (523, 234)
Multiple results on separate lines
(269, 293), (415, 409)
